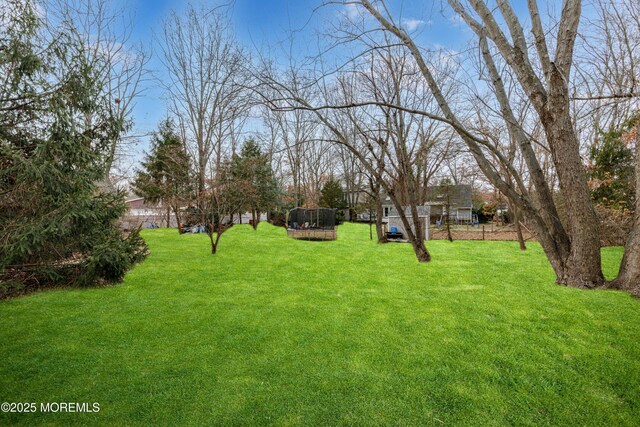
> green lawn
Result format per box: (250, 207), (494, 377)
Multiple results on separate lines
(0, 222), (638, 426)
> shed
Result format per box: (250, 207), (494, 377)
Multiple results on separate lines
(387, 206), (430, 241)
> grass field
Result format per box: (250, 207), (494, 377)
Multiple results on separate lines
(1, 222), (638, 426)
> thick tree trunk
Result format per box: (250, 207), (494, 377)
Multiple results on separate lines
(252, 210), (259, 230)
(541, 69), (604, 288)
(515, 220), (526, 251)
(390, 193), (431, 262)
(410, 238), (431, 262)
(409, 211), (431, 262)
(532, 202), (602, 288)
(612, 223), (640, 296)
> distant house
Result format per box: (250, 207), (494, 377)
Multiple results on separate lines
(423, 184), (473, 222)
(341, 188), (370, 221)
(342, 183), (473, 224)
(122, 196), (173, 230)
(381, 184), (473, 224)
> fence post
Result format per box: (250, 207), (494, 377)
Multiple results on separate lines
(482, 225), (485, 240)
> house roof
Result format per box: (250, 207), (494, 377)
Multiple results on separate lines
(424, 184), (472, 208)
(379, 184), (473, 209)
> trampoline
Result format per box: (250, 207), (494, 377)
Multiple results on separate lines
(286, 207), (337, 241)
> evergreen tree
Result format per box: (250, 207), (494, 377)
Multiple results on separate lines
(230, 139), (280, 228)
(132, 119), (192, 230)
(589, 121), (636, 211)
(320, 178), (347, 209)
(0, 1), (146, 297)
(320, 178), (346, 223)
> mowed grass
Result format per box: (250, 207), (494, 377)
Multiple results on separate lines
(0, 222), (638, 426)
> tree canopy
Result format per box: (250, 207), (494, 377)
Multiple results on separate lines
(320, 178), (347, 210)
(230, 139), (280, 226)
(589, 119), (636, 212)
(0, 1), (146, 297)
(132, 118), (192, 228)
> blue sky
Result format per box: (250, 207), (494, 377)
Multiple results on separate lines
(99, 0), (604, 180)
(109, 0), (589, 170)
(117, 0), (474, 165)
(125, 0), (336, 131)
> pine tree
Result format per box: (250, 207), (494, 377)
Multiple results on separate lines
(320, 178), (346, 223)
(0, 1), (146, 297)
(589, 122), (635, 211)
(320, 178), (346, 209)
(132, 119), (192, 230)
(230, 139), (280, 228)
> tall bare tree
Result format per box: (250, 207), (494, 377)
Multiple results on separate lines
(258, 43), (456, 262)
(574, 0), (640, 292)
(323, 0), (606, 288)
(261, 72), (323, 207)
(159, 4), (250, 208)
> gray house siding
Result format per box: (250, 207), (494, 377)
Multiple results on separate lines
(380, 184), (473, 224)
(387, 206), (430, 241)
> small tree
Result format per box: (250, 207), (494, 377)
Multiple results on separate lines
(203, 160), (247, 254)
(132, 118), (192, 230)
(361, 194), (378, 241)
(437, 179), (454, 242)
(320, 177), (347, 223)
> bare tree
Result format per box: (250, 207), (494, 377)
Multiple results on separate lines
(336, 142), (366, 219)
(261, 72), (323, 207)
(257, 42), (456, 262)
(255, 0), (639, 288)
(159, 4), (250, 210)
(203, 165), (247, 255)
(573, 0), (640, 143)
(319, 0), (606, 288)
(574, 0), (640, 292)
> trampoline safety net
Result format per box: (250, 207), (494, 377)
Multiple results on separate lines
(288, 208), (336, 229)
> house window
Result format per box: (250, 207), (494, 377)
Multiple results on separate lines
(384, 207), (389, 217)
